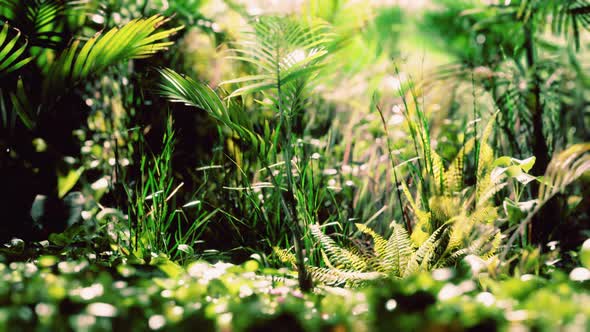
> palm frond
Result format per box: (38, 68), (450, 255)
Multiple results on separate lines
(222, 16), (333, 101)
(0, 23), (33, 76)
(8, 77), (36, 130)
(43, 15), (182, 100)
(0, 0), (87, 48)
(538, 143), (590, 203)
(517, 0), (590, 50)
(158, 68), (267, 154)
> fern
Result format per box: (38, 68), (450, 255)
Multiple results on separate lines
(383, 223), (414, 276)
(404, 224), (448, 277)
(307, 266), (383, 286)
(310, 224), (368, 271)
(274, 247), (297, 266)
(277, 212), (503, 286)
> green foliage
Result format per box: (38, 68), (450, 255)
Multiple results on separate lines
(2, 1), (590, 330)
(223, 16), (333, 99)
(281, 218), (495, 286)
(0, 0), (84, 48)
(502, 143), (590, 256)
(125, 116), (216, 262)
(0, 23), (33, 76)
(43, 15), (182, 101)
(158, 67), (264, 154)
(159, 14), (343, 291)
(2, 251), (590, 331)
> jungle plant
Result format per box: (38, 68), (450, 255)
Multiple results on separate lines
(159, 16), (337, 291)
(123, 116), (218, 261)
(0, 0), (181, 239)
(421, 0), (590, 245)
(273, 111), (513, 286)
(501, 143), (590, 260)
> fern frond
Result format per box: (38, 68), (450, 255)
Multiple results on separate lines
(446, 205), (497, 252)
(355, 223), (387, 258)
(450, 228), (500, 263)
(445, 152), (464, 194)
(400, 181), (432, 246)
(481, 231), (502, 260)
(273, 247), (297, 267)
(475, 115), (497, 202)
(470, 205), (498, 225)
(430, 148), (445, 194)
(410, 209), (432, 246)
(381, 224), (411, 277)
(447, 215), (470, 251)
(310, 224), (368, 271)
(307, 266), (383, 286)
(404, 224), (448, 277)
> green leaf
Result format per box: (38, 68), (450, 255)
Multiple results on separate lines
(0, 23), (33, 75)
(58, 167), (84, 198)
(177, 244), (194, 256)
(158, 260), (184, 279)
(43, 15), (181, 100)
(581, 239), (590, 269)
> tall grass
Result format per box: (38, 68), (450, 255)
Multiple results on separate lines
(125, 115), (217, 262)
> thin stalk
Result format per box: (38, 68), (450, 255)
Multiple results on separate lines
(273, 35), (312, 292)
(471, 70), (480, 207)
(376, 101), (411, 234)
(523, 21), (554, 246)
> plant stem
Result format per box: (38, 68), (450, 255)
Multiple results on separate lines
(523, 21), (555, 246)
(274, 38), (312, 292)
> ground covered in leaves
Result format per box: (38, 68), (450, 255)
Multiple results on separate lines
(2, 243), (590, 332)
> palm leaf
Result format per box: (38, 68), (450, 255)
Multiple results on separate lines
(0, 0), (87, 48)
(518, 0), (590, 50)
(222, 16), (333, 101)
(0, 23), (33, 76)
(158, 68), (266, 155)
(43, 15), (182, 100)
(538, 143), (590, 203)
